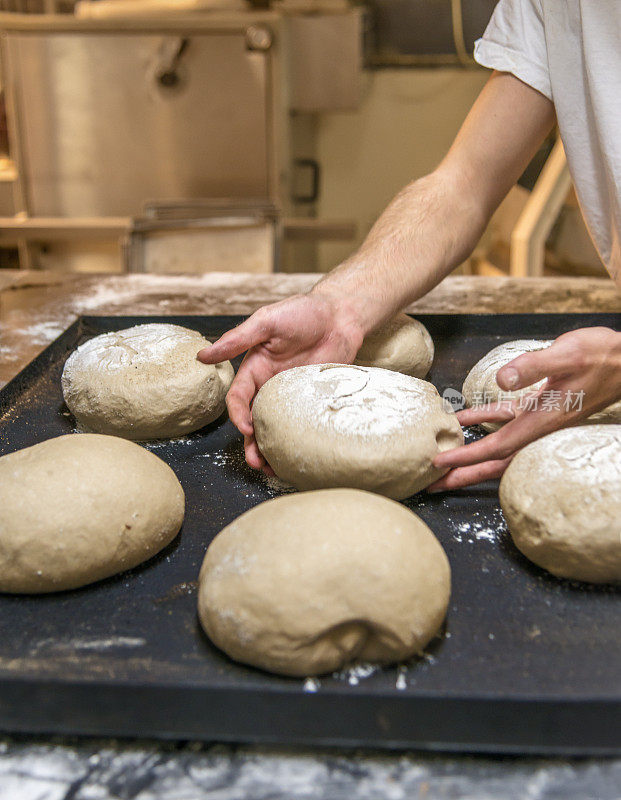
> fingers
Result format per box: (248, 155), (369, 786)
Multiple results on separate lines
(433, 431), (510, 471)
(197, 312), (272, 364)
(435, 402), (569, 471)
(497, 346), (560, 392)
(243, 434), (275, 476)
(427, 457), (513, 492)
(243, 433), (265, 469)
(496, 326), (620, 391)
(225, 367), (258, 436)
(456, 404), (516, 427)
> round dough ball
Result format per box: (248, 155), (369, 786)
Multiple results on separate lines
(354, 313), (434, 377)
(588, 398), (621, 424)
(62, 323), (234, 440)
(253, 364), (464, 500)
(499, 425), (621, 583)
(198, 488), (451, 676)
(0, 434), (185, 593)
(462, 340), (551, 432)
(463, 339), (621, 432)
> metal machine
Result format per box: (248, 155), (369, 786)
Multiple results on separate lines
(0, 7), (362, 270)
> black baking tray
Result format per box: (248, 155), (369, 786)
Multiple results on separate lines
(0, 313), (619, 755)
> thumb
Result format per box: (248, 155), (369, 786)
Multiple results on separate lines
(197, 314), (272, 364)
(497, 344), (564, 391)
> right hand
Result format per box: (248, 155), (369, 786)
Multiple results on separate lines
(197, 290), (365, 472)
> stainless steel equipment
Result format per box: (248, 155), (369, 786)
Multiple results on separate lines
(124, 199), (280, 273)
(2, 16), (285, 217)
(0, 10), (361, 270)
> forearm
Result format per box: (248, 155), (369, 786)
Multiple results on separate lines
(312, 71), (556, 339)
(312, 165), (487, 334)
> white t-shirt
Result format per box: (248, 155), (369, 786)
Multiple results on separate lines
(474, 0), (621, 286)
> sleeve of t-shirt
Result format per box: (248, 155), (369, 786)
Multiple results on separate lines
(474, 0), (553, 101)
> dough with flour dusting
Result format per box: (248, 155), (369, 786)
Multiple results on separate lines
(0, 434), (184, 593)
(252, 364), (464, 499)
(499, 425), (621, 583)
(463, 339), (621, 432)
(354, 313), (434, 377)
(62, 323), (234, 440)
(198, 489), (451, 676)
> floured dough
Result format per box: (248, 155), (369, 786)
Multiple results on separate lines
(463, 339), (621, 432)
(252, 364), (464, 499)
(198, 488), (451, 676)
(354, 313), (434, 377)
(62, 323), (234, 440)
(0, 434), (185, 593)
(499, 425), (621, 583)
(462, 340), (551, 432)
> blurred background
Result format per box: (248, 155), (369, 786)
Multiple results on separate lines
(0, 0), (605, 279)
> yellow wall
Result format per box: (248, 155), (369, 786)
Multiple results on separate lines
(316, 67), (489, 271)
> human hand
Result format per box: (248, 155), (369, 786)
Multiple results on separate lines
(197, 290), (365, 472)
(428, 327), (621, 491)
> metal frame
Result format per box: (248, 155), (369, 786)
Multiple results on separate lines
(0, 12), (288, 268)
(123, 200), (283, 272)
(510, 136), (572, 277)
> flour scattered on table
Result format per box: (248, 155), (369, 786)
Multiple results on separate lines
(263, 475), (296, 494)
(30, 636), (145, 654)
(462, 425), (486, 443)
(448, 506), (507, 544)
(0, 345), (20, 363)
(22, 319), (68, 345)
(395, 665), (408, 690)
(199, 445), (297, 497)
(144, 435), (194, 449)
(306, 663), (417, 691)
(333, 662), (380, 685)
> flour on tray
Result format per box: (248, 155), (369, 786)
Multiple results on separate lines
(448, 506), (508, 544)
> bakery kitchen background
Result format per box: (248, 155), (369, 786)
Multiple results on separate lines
(0, 1), (619, 798)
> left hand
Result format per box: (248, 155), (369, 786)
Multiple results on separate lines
(428, 326), (621, 491)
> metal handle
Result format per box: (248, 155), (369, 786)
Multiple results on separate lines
(245, 26), (273, 52)
(292, 158), (321, 204)
(155, 38), (190, 90)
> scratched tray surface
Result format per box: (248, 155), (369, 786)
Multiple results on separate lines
(0, 313), (619, 755)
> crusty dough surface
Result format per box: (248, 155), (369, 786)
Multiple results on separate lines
(463, 339), (621, 432)
(198, 488), (451, 676)
(499, 425), (621, 584)
(62, 323), (234, 440)
(252, 364), (464, 500)
(354, 313), (434, 377)
(0, 434), (185, 593)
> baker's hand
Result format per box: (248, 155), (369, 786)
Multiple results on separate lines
(429, 327), (621, 491)
(197, 290), (364, 472)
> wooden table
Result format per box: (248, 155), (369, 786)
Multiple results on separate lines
(1, 270), (620, 388)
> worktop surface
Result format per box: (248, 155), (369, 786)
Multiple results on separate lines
(2, 270), (620, 388)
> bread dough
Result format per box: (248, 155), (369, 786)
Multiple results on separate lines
(354, 313), (434, 377)
(62, 323), (234, 440)
(499, 425), (621, 583)
(252, 364), (464, 499)
(462, 340), (551, 432)
(463, 339), (621, 432)
(198, 488), (451, 676)
(589, 399), (621, 424)
(0, 434), (185, 593)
